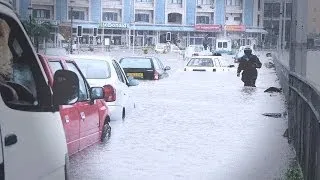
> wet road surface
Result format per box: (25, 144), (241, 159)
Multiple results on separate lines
(69, 51), (294, 180)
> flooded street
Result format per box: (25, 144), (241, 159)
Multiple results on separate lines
(69, 51), (294, 180)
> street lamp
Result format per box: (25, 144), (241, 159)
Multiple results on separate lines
(27, 3), (33, 38)
(70, 0), (75, 54)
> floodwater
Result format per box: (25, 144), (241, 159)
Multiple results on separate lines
(69, 51), (294, 180)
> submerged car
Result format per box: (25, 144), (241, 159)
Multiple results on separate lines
(184, 55), (235, 72)
(72, 55), (139, 121)
(119, 57), (171, 80)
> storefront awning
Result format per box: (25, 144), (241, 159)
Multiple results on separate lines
(245, 28), (268, 34)
(131, 25), (195, 32)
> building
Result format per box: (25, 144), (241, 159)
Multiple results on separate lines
(16, 0), (265, 49)
(263, 0), (292, 49)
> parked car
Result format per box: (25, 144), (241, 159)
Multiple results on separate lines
(38, 54), (111, 156)
(72, 55), (139, 121)
(119, 56), (171, 80)
(0, 2), (78, 179)
(184, 45), (205, 60)
(155, 43), (167, 53)
(184, 55), (235, 72)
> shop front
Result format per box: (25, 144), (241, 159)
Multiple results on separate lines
(192, 24), (222, 48)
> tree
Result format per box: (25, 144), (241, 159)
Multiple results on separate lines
(23, 19), (53, 52)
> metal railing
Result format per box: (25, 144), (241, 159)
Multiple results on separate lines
(274, 55), (320, 180)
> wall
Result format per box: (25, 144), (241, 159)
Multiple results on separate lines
(215, 0), (225, 25)
(123, 0), (131, 23)
(155, 0), (165, 24)
(90, 0), (101, 23)
(243, 0), (253, 26)
(186, 0), (196, 25)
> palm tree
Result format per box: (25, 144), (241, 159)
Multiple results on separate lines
(23, 19), (53, 52)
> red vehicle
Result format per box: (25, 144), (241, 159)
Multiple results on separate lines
(38, 54), (111, 156)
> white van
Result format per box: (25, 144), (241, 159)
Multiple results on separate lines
(0, 1), (80, 179)
(215, 38), (232, 53)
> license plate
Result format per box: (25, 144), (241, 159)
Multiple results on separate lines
(127, 73), (143, 78)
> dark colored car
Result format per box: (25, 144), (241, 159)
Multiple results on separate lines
(119, 57), (171, 80)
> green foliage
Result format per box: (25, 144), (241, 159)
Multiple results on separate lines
(22, 19), (53, 40)
(285, 167), (303, 180)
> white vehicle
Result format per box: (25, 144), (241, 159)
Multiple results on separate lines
(155, 43), (167, 53)
(72, 55), (139, 121)
(0, 2), (79, 179)
(184, 55), (235, 72)
(184, 45), (205, 60)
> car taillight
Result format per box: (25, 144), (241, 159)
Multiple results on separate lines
(154, 71), (159, 80)
(103, 85), (116, 102)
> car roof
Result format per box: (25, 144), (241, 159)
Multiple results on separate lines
(69, 55), (114, 63)
(120, 56), (154, 60)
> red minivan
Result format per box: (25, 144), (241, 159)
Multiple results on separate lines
(38, 54), (111, 156)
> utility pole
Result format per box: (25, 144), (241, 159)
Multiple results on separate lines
(70, 0), (75, 54)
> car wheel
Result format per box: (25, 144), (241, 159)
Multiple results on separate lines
(101, 120), (111, 142)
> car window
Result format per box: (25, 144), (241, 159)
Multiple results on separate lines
(119, 58), (152, 69)
(48, 61), (63, 74)
(75, 59), (111, 79)
(112, 60), (128, 84)
(187, 58), (214, 67)
(65, 62), (89, 101)
(153, 59), (161, 70)
(155, 58), (164, 69)
(0, 16), (53, 110)
(112, 60), (126, 83)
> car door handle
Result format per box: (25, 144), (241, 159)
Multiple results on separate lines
(5, 134), (17, 146)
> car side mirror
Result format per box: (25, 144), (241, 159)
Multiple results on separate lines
(52, 70), (79, 106)
(127, 76), (139, 87)
(164, 66), (171, 71)
(89, 87), (104, 100)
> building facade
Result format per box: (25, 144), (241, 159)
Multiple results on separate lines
(263, 0), (292, 49)
(16, 0), (266, 48)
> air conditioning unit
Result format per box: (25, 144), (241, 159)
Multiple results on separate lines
(197, 5), (202, 8)
(210, 6), (214, 9)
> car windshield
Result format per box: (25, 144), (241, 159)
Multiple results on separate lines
(119, 58), (152, 68)
(187, 58), (214, 67)
(74, 59), (111, 79)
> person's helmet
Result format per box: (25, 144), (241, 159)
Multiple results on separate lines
(244, 47), (252, 56)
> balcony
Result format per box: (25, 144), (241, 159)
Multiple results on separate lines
(32, 0), (54, 6)
(196, 4), (215, 13)
(135, 1), (154, 10)
(102, 0), (122, 9)
(68, 0), (89, 7)
(226, 5), (243, 13)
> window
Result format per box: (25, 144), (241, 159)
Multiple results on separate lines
(119, 58), (152, 69)
(75, 59), (111, 79)
(226, 0), (241, 6)
(69, 11), (85, 20)
(258, 0), (261, 11)
(103, 12), (118, 21)
(112, 60), (126, 84)
(264, 3), (272, 18)
(65, 62), (88, 101)
(136, 0), (152, 2)
(272, 3), (280, 18)
(135, 14), (150, 23)
(218, 42), (222, 48)
(257, 14), (260, 26)
(286, 3), (292, 18)
(0, 16), (53, 110)
(187, 58), (214, 67)
(197, 0), (213, 5)
(171, 0), (182, 4)
(168, 13), (182, 24)
(33, 9), (50, 19)
(48, 61), (63, 74)
(196, 16), (210, 24)
(223, 42), (228, 48)
(234, 17), (241, 21)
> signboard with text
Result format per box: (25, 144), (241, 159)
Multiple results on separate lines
(224, 25), (246, 32)
(99, 23), (128, 29)
(195, 24), (222, 32)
